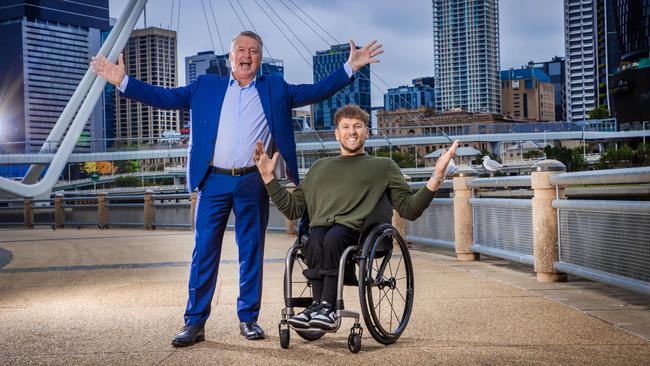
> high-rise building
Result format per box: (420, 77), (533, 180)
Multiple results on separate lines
(531, 57), (566, 121)
(501, 68), (556, 121)
(0, 1), (109, 153)
(609, 0), (650, 124)
(313, 43), (371, 130)
(115, 27), (179, 143)
(384, 78), (436, 112)
(564, 0), (620, 121)
(432, 0), (501, 114)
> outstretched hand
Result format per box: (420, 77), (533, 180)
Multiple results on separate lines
(253, 141), (279, 184)
(427, 140), (460, 191)
(347, 39), (383, 72)
(91, 53), (126, 87)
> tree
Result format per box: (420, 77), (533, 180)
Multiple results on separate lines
(114, 176), (141, 187)
(523, 150), (544, 159)
(375, 148), (415, 168)
(114, 160), (141, 173)
(588, 105), (610, 119)
(543, 145), (586, 172)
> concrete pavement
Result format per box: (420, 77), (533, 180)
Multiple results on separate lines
(0, 228), (648, 365)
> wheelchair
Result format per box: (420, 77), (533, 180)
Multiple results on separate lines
(278, 196), (415, 353)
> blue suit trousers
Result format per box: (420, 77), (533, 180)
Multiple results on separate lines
(184, 171), (269, 326)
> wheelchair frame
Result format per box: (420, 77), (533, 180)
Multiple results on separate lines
(278, 199), (415, 353)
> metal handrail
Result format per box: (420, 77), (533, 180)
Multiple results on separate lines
(467, 176), (532, 188)
(550, 166), (650, 186)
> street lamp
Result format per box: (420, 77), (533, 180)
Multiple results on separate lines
(643, 121), (649, 146)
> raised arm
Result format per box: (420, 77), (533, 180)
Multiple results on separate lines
(254, 141), (306, 220)
(287, 39), (383, 108)
(388, 140), (459, 220)
(91, 53), (194, 110)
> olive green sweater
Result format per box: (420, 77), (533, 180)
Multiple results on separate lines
(265, 154), (436, 231)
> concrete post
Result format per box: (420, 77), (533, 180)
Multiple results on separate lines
(285, 182), (297, 235)
(54, 193), (64, 228)
(97, 192), (108, 228)
(190, 191), (198, 231)
(24, 197), (34, 229)
(144, 189), (155, 230)
(452, 168), (479, 261)
(392, 174), (411, 240)
(531, 160), (567, 282)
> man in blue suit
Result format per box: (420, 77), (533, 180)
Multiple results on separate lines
(91, 31), (383, 346)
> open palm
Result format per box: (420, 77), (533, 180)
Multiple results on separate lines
(347, 39), (383, 72)
(90, 53), (126, 87)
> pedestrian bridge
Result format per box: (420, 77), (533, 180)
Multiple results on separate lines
(0, 163), (649, 364)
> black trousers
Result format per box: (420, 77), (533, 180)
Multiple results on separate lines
(302, 224), (360, 304)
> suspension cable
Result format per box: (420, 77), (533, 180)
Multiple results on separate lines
(207, 0), (225, 54)
(253, 0), (351, 107)
(199, 0), (223, 76)
(169, 0), (175, 30)
(176, 0), (181, 31)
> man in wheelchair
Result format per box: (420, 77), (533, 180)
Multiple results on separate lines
(254, 105), (458, 331)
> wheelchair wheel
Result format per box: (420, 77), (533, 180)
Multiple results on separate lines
(358, 224), (414, 345)
(284, 246), (325, 341)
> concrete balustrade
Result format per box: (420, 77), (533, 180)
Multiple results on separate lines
(453, 168), (479, 261)
(531, 160), (567, 283)
(54, 193), (64, 228)
(23, 197), (33, 229)
(190, 191), (197, 231)
(143, 189), (155, 230)
(97, 192), (108, 228)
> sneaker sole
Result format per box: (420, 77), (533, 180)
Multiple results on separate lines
(287, 318), (310, 329)
(309, 319), (337, 330)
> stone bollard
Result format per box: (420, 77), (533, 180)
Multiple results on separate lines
(190, 191), (198, 231)
(531, 160), (567, 282)
(97, 192), (108, 228)
(144, 189), (155, 230)
(54, 193), (64, 228)
(284, 183), (298, 235)
(452, 167), (479, 261)
(392, 174), (411, 240)
(24, 197), (34, 229)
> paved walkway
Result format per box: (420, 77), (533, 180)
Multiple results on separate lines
(0, 228), (648, 365)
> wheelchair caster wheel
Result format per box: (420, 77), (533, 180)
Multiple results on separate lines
(280, 328), (290, 349)
(348, 332), (362, 353)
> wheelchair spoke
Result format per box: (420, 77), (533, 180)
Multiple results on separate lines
(394, 285), (407, 303)
(387, 291), (402, 329)
(374, 287), (390, 312)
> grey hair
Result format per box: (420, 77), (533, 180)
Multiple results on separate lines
(230, 31), (263, 53)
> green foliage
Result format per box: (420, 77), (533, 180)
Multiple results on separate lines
(596, 144), (649, 169)
(523, 150), (544, 159)
(588, 105), (610, 119)
(375, 148), (415, 168)
(114, 160), (141, 173)
(543, 145), (586, 172)
(114, 176), (142, 187)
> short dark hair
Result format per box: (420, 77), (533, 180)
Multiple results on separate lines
(231, 31), (263, 51)
(333, 105), (369, 126)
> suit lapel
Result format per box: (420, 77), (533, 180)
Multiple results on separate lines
(255, 76), (274, 133)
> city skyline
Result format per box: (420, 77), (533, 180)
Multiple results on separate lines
(108, 0), (565, 106)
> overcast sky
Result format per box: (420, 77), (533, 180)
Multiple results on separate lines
(108, 0), (565, 106)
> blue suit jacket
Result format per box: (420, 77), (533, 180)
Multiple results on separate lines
(122, 67), (353, 191)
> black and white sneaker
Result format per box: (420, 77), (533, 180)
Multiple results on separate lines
(287, 301), (320, 329)
(309, 301), (337, 330)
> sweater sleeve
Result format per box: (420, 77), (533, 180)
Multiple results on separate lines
(265, 179), (307, 220)
(385, 160), (436, 221)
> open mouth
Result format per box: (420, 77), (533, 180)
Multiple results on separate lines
(239, 61), (252, 69)
(346, 137), (358, 143)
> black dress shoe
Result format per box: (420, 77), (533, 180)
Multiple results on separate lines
(239, 321), (265, 340)
(171, 325), (205, 347)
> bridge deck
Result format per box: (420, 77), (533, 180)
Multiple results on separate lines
(0, 228), (648, 365)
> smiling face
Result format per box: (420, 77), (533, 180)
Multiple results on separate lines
(335, 117), (369, 156)
(229, 35), (262, 85)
